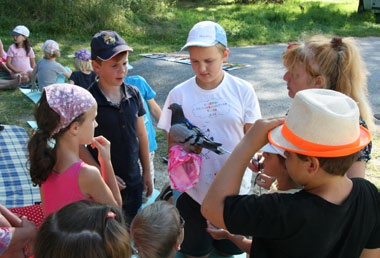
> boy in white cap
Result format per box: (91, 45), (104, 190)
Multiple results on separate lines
(158, 21), (261, 257)
(31, 39), (71, 91)
(202, 89), (380, 257)
(81, 30), (152, 225)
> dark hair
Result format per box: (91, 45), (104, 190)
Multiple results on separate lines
(27, 91), (85, 186)
(34, 200), (131, 258)
(296, 152), (359, 176)
(16, 36), (32, 55)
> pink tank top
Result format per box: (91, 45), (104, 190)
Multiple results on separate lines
(41, 161), (91, 217)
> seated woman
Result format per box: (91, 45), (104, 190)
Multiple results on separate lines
(130, 201), (184, 258)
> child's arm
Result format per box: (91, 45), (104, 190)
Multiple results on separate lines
(29, 57), (35, 69)
(6, 56), (19, 73)
(201, 118), (284, 229)
(80, 136), (122, 210)
(1, 217), (37, 258)
(0, 39), (5, 60)
(30, 66), (38, 90)
(360, 248), (380, 258)
(206, 221), (251, 254)
(136, 116), (153, 196)
(63, 70), (72, 79)
(146, 98), (162, 122)
(0, 205), (21, 227)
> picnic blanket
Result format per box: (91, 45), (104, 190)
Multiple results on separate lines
(0, 125), (41, 208)
(140, 53), (249, 71)
(19, 88), (41, 104)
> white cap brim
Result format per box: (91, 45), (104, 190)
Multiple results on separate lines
(261, 143), (286, 158)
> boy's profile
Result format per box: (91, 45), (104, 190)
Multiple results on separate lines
(202, 88), (380, 258)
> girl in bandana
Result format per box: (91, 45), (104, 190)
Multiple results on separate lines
(27, 83), (122, 217)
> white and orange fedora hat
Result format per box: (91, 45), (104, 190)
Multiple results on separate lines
(269, 89), (371, 157)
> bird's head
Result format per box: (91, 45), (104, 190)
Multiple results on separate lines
(169, 103), (185, 125)
(168, 103), (182, 111)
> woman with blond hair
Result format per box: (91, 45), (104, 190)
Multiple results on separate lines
(282, 34), (375, 178)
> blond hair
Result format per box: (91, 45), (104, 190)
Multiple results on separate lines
(44, 49), (60, 59)
(131, 201), (184, 258)
(74, 57), (93, 73)
(283, 35), (375, 131)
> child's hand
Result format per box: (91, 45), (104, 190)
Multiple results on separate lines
(143, 172), (153, 197)
(21, 216), (37, 257)
(206, 221), (231, 240)
(115, 175), (126, 190)
(248, 153), (263, 172)
(90, 136), (111, 164)
(254, 172), (276, 190)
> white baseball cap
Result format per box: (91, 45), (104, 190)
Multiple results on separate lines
(181, 21), (227, 51)
(42, 40), (60, 55)
(11, 25), (30, 38)
(261, 143), (286, 158)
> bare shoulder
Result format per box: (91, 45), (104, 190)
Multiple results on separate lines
(79, 163), (102, 179)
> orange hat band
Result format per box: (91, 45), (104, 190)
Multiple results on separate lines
(281, 122), (360, 152)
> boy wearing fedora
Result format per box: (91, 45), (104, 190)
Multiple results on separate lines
(82, 30), (152, 224)
(202, 89), (380, 257)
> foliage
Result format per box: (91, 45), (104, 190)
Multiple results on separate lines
(0, 0), (379, 188)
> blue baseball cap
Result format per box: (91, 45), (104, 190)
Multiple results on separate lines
(181, 21), (227, 51)
(91, 30), (133, 61)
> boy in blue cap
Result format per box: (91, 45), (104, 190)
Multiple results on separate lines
(82, 30), (152, 223)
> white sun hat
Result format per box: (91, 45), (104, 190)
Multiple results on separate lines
(269, 89), (371, 157)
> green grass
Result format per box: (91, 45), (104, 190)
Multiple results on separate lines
(1, 0), (380, 188)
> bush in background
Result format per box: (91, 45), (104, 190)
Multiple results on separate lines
(0, 0), (176, 39)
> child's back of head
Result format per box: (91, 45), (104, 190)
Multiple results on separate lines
(131, 201), (184, 258)
(41, 39), (60, 59)
(74, 49), (92, 72)
(34, 200), (131, 258)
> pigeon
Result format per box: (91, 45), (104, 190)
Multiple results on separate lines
(168, 103), (230, 155)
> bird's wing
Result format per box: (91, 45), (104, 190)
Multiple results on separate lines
(169, 123), (197, 144)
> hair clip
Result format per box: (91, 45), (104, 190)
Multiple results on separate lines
(287, 43), (298, 50)
(331, 37), (343, 50)
(106, 211), (117, 219)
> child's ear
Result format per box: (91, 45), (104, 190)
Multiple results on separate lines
(223, 48), (230, 61)
(314, 75), (326, 89)
(92, 60), (100, 75)
(68, 121), (80, 136)
(307, 156), (320, 175)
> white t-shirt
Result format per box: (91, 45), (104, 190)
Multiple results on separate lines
(158, 72), (262, 204)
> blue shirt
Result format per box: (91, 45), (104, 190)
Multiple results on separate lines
(125, 75), (158, 152)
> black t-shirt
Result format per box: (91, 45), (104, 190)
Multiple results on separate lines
(69, 71), (96, 89)
(224, 178), (380, 258)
